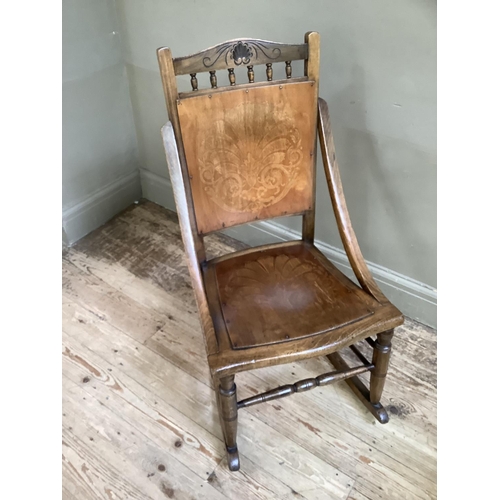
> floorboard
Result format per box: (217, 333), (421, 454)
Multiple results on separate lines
(62, 201), (437, 500)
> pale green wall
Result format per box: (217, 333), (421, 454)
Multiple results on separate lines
(116, 0), (436, 287)
(62, 0), (141, 243)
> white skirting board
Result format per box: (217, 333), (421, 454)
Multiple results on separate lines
(140, 168), (437, 328)
(62, 170), (142, 245)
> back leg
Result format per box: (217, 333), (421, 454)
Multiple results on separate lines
(327, 350), (389, 424)
(370, 329), (394, 405)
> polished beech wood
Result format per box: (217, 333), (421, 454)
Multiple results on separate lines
(228, 68), (236, 86)
(247, 65), (254, 83)
(237, 362), (373, 409)
(302, 31), (320, 243)
(171, 38), (308, 75)
(213, 242), (376, 349)
(217, 376), (240, 471)
(157, 48), (206, 262)
(266, 63), (273, 81)
(158, 34), (404, 471)
(204, 241), (402, 378)
(370, 330), (394, 404)
(209, 70), (217, 88)
(190, 73), (198, 91)
(177, 81), (317, 234)
(178, 76), (308, 100)
(161, 123), (218, 356)
(318, 97), (386, 303)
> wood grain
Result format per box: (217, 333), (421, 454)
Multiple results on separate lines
(213, 242), (376, 349)
(161, 122), (219, 356)
(62, 302), (310, 499)
(301, 31), (320, 243)
(317, 98), (386, 304)
(177, 81), (317, 234)
(171, 38), (308, 75)
(178, 76), (308, 99)
(62, 201), (436, 500)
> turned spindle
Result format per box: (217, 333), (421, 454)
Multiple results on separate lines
(266, 63), (273, 81)
(209, 71), (217, 88)
(190, 73), (198, 91)
(247, 65), (254, 83)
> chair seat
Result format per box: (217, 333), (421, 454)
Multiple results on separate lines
(203, 241), (403, 374)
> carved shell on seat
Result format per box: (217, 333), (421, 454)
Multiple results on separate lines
(198, 103), (304, 213)
(224, 255), (337, 311)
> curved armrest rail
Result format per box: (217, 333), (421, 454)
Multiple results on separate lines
(317, 98), (387, 304)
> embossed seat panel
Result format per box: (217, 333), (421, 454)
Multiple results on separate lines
(177, 81), (317, 234)
(209, 242), (379, 350)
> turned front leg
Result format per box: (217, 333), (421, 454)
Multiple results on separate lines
(217, 375), (240, 471)
(370, 330), (394, 404)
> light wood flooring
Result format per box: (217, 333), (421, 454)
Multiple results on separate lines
(62, 201), (437, 500)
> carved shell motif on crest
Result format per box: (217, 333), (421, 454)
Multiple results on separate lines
(231, 41), (253, 65)
(202, 40), (282, 68)
(198, 103), (304, 213)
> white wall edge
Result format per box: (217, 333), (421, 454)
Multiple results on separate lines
(63, 169), (142, 245)
(140, 168), (437, 328)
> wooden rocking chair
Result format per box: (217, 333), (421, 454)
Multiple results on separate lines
(157, 32), (404, 471)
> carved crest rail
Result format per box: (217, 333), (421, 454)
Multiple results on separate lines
(173, 38), (307, 75)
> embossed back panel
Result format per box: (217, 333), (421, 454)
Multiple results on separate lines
(177, 81), (317, 234)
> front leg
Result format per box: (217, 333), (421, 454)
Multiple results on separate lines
(216, 375), (240, 471)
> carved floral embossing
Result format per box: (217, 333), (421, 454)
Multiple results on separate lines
(231, 41), (253, 66)
(224, 255), (337, 311)
(198, 103), (303, 213)
(202, 40), (282, 68)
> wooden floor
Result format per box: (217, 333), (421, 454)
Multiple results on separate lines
(62, 201), (437, 500)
